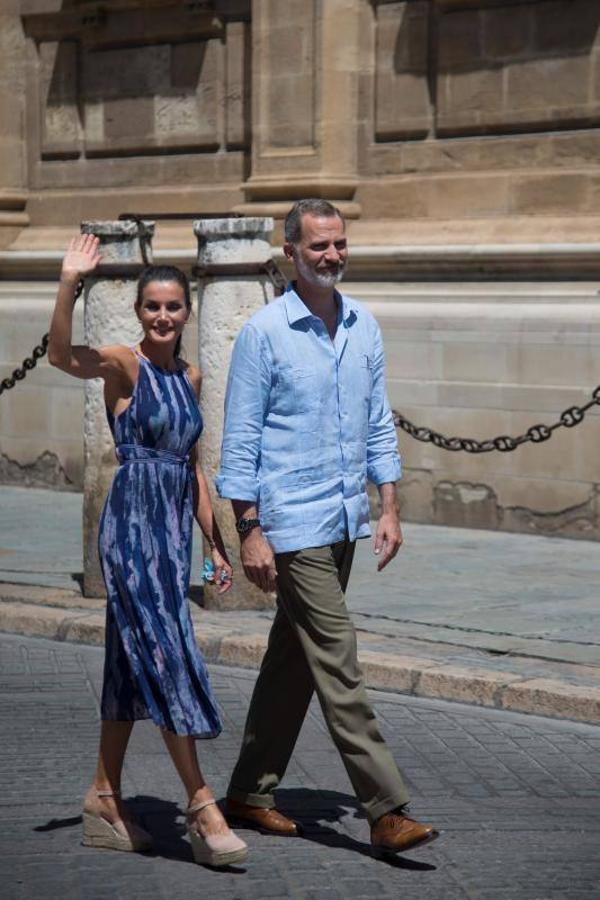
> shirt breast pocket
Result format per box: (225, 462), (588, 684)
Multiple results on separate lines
(292, 367), (320, 417)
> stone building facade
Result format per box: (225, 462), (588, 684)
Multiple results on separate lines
(1, 0), (599, 538)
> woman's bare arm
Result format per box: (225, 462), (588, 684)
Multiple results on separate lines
(187, 366), (233, 592)
(48, 234), (130, 381)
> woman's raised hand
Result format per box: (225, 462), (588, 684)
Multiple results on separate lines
(61, 233), (102, 282)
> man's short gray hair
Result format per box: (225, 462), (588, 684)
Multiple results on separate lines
(284, 199), (345, 245)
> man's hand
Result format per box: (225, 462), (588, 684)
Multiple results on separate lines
(374, 513), (403, 572)
(374, 482), (403, 572)
(240, 529), (277, 593)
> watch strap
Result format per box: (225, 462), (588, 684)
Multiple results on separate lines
(235, 516), (261, 536)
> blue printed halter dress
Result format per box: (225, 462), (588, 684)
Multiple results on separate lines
(98, 352), (221, 738)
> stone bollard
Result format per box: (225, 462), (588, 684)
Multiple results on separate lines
(194, 217), (277, 611)
(82, 220), (154, 598)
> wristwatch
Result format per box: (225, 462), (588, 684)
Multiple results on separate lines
(235, 516), (261, 536)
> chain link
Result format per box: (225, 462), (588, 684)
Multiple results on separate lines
(260, 258), (287, 295)
(0, 279), (84, 396)
(3, 262), (598, 457)
(394, 386), (600, 453)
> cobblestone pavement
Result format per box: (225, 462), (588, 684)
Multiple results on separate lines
(1, 633), (600, 900)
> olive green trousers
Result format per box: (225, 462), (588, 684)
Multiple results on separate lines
(227, 539), (410, 823)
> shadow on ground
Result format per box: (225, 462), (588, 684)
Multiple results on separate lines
(258, 788), (437, 872)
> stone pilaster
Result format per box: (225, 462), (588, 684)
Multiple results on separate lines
(82, 220), (154, 598)
(194, 216), (276, 610)
(0, 3), (29, 248)
(236, 0), (362, 220)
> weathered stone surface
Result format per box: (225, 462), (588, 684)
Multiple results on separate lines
(225, 20), (250, 150)
(0, 450), (74, 491)
(416, 665), (523, 708)
(194, 216), (277, 610)
(502, 678), (600, 723)
(438, 1), (600, 137)
(533, 0), (600, 52)
(374, 1), (431, 141)
(39, 40), (81, 158)
(482, 3), (533, 58)
(0, 8), (28, 247)
(263, 0), (315, 149)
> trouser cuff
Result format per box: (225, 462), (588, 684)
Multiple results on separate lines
(227, 785), (275, 809)
(364, 791), (411, 825)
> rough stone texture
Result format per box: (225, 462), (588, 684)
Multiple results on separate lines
(82, 221), (153, 597)
(39, 39), (81, 159)
(0, 450), (74, 491)
(243, 0), (361, 209)
(374, 1), (431, 141)
(194, 217), (276, 610)
(437, 1), (600, 136)
(0, 5), (28, 248)
(502, 679), (600, 722)
(263, 0), (315, 149)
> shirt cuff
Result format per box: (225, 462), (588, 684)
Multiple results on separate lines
(215, 472), (259, 502)
(367, 456), (402, 486)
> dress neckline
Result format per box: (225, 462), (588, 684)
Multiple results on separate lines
(135, 349), (182, 376)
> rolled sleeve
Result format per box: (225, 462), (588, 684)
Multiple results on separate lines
(215, 324), (271, 502)
(366, 323), (402, 486)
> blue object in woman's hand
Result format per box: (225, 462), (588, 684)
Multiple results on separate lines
(202, 558), (229, 585)
(202, 558), (216, 582)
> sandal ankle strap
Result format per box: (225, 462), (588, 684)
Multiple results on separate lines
(96, 788), (120, 798)
(187, 798), (217, 815)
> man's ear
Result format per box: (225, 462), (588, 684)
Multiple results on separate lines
(283, 242), (295, 260)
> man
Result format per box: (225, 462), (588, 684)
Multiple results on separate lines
(216, 199), (437, 854)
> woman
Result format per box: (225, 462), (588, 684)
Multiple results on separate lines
(48, 233), (247, 867)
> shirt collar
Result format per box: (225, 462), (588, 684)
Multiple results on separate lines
(284, 283), (356, 327)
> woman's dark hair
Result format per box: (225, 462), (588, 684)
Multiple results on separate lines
(136, 265), (191, 359)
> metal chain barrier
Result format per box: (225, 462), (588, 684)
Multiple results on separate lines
(0, 279), (84, 396)
(394, 385), (600, 453)
(1, 214), (288, 399)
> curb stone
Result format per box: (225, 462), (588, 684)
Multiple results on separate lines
(1, 585), (599, 725)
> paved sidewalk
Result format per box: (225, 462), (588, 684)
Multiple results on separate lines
(1, 486), (599, 723)
(2, 632), (600, 900)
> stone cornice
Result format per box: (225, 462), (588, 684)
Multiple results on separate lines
(3, 242), (600, 281)
(22, 1), (225, 46)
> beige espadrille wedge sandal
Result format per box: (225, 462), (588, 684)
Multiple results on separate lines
(186, 798), (248, 867)
(82, 788), (153, 852)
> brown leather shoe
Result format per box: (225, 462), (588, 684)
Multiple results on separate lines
(225, 798), (300, 837)
(371, 811), (438, 855)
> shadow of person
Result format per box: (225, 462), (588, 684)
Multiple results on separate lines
(242, 788), (437, 872)
(34, 795), (247, 873)
(34, 814), (82, 832)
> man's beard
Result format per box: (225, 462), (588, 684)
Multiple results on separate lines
(294, 251), (346, 288)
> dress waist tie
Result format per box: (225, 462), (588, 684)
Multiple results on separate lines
(116, 445), (191, 468)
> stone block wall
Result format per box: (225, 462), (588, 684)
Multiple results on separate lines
(9, 0), (251, 229)
(356, 0), (600, 224)
(350, 279), (600, 540)
(1, 0), (599, 540)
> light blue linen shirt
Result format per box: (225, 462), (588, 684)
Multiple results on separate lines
(215, 283), (401, 553)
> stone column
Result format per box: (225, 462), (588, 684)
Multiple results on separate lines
(82, 220), (154, 598)
(0, 3), (28, 249)
(194, 217), (276, 611)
